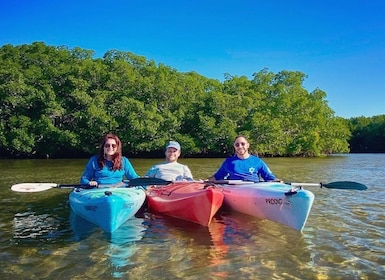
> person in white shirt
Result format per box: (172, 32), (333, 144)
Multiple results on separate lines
(144, 141), (193, 181)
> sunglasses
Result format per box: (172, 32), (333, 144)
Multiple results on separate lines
(104, 143), (117, 148)
(235, 142), (247, 147)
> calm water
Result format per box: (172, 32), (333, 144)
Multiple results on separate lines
(0, 154), (384, 279)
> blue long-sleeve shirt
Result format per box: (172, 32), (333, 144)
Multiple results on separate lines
(213, 155), (276, 182)
(80, 155), (139, 184)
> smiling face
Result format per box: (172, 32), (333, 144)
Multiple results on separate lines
(165, 147), (180, 163)
(103, 138), (118, 160)
(234, 136), (250, 159)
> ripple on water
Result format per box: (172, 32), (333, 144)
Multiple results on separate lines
(13, 212), (63, 240)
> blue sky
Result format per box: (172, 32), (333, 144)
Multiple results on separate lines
(1, 0), (384, 118)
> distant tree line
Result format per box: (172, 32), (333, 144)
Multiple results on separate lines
(348, 115), (385, 153)
(0, 42), (382, 159)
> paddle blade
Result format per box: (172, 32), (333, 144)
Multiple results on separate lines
(11, 183), (57, 192)
(322, 181), (368, 190)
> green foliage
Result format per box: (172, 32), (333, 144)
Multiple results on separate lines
(348, 115), (385, 152)
(0, 42), (358, 158)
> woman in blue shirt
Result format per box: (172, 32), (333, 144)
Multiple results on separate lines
(208, 135), (279, 182)
(80, 133), (139, 186)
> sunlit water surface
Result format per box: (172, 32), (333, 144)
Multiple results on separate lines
(0, 154), (384, 279)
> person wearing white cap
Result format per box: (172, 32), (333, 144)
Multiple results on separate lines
(144, 141), (193, 181)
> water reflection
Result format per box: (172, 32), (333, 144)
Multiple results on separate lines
(140, 209), (313, 278)
(141, 211), (230, 278)
(217, 211), (315, 279)
(70, 211), (146, 278)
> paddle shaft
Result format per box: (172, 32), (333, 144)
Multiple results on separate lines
(11, 177), (173, 192)
(227, 171), (367, 190)
(57, 184), (93, 188)
(58, 178), (171, 188)
(289, 182), (323, 187)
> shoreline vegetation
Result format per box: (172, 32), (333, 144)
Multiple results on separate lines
(1, 42), (384, 159)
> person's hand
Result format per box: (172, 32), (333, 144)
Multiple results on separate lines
(89, 180), (98, 187)
(207, 176), (216, 182)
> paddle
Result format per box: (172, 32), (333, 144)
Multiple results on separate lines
(285, 181), (368, 190)
(11, 177), (172, 193)
(222, 171), (368, 191)
(210, 179), (367, 190)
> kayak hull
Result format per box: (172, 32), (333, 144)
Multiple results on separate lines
(146, 182), (224, 226)
(69, 187), (146, 232)
(221, 182), (314, 231)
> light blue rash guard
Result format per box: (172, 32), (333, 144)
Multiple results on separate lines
(213, 155), (276, 182)
(145, 161), (193, 181)
(80, 155), (139, 185)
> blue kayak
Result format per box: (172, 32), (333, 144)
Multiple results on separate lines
(69, 186), (146, 232)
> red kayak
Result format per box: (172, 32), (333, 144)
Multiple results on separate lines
(146, 182), (224, 226)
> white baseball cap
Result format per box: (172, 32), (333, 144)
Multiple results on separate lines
(166, 141), (181, 150)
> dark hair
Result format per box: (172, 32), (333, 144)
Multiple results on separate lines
(234, 134), (249, 143)
(98, 133), (123, 170)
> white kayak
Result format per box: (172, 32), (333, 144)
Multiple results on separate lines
(219, 181), (315, 231)
(69, 186), (146, 232)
